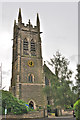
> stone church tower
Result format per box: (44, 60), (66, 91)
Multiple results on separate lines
(10, 8), (47, 109)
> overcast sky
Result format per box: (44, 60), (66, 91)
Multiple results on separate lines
(0, 1), (78, 90)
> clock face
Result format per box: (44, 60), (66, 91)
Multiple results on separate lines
(28, 60), (34, 67)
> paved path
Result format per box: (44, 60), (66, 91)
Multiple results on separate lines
(26, 117), (76, 120)
(2, 116), (76, 120)
(24, 117), (76, 120)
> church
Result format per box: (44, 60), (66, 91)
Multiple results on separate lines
(9, 8), (48, 109)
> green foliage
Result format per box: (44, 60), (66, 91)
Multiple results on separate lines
(74, 99), (80, 119)
(44, 51), (76, 109)
(64, 105), (73, 110)
(47, 105), (52, 112)
(2, 90), (28, 115)
(48, 51), (72, 81)
(75, 64), (80, 97)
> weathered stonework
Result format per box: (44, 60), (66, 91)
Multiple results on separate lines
(2, 110), (48, 119)
(10, 8), (47, 109)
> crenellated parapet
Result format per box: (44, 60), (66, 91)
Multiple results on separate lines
(13, 8), (41, 40)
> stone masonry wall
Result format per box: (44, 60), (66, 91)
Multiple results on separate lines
(2, 110), (47, 119)
(21, 84), (47, 107)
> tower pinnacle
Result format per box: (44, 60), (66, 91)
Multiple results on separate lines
(18, 8), (22, 23)
(36, 13), (40, 32)
(14, 20), (16, 26)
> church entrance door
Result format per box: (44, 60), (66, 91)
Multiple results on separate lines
(29, 101), (34, 109)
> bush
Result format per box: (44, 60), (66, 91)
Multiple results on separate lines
(47, 105), (52, 112)
(74, 99), (80, 120)
(2, 90), (28, 115)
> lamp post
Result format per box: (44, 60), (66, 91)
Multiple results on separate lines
(5, 106), (7, 120)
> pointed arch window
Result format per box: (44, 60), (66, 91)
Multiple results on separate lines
(28, 74), (34, 83)
(31, 39), (35, 52)
(23, 38), (28, 55)
(23, 38), (28, 50)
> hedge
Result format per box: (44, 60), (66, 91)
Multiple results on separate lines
(74, 99), (80, 120)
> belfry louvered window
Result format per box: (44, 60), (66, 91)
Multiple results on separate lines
(23, 38), (28, 50)
(23, 38), (28, 55)
(31, 39), (35, 51)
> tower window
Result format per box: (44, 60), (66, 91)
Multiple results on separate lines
(23, 38), (28, 55)
(31, 39), (35, 52)
(28, 74), (34, 83)
(23, 38), (28, 50)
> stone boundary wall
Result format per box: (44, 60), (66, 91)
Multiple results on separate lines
(2, 110), (47, 119)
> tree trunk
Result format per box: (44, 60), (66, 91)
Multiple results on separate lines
(60, 108), (62, 116)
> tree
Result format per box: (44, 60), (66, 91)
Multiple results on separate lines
(74, 99), (80, 120)
(44, 51), (76, 109)
(48, 51), (72, 81)
(74, 64), (80, 98)
(1, 90), (28, 115)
